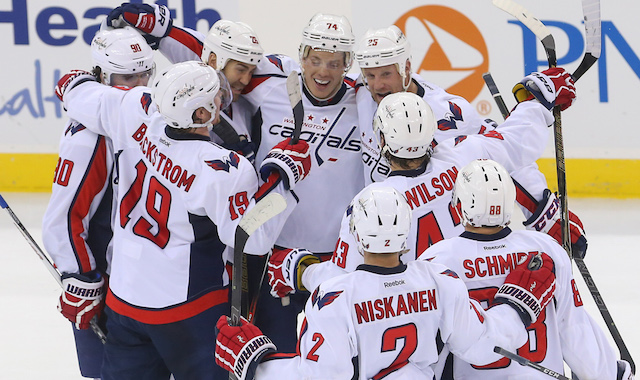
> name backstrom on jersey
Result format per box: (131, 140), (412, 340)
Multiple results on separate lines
(132, 124), (196, 192)
(354, 289), (437, 324)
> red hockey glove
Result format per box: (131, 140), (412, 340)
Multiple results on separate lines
(55, 70), (97, 102)
(259, 138), (311, 190)
(107, 3), (172, 38)
(495, 252), (556, 327)
(512, 67), (576, 111)
(267, 248), (320, 298)
(58, 271), (105, 330)
(523, 189), (588, 259)
(618, 360), (635, 380)
(215, 315), (276, 380)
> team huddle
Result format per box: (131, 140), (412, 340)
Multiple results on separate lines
(44, 2), (632, 380)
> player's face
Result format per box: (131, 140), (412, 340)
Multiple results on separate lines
(362, 65), (404, 104)
(110, 68), (154, 88)
(222, 60), (258, 102)
(301, 49), (346, 100)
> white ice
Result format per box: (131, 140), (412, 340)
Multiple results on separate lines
(0, 193), (638, 378)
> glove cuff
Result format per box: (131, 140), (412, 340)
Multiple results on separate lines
(495, 283), (540, 327)
(519, 72), (556, 110)
(523, 189), (558, 232)
(234, 335), (276, 380)
(296, 255), (321, 291)
(260, 154), (297, 190)
(61, 272), (105, 301)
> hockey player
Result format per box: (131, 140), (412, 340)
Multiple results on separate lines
(43, 26), (155, 379)
(241, 12), (366, 352)
(54, 60), (312, 379)
(106, 3), (263, 162)
(422, 159), (634, 380)
(214, 186), (558, 380)
(267, 68), (576, 307)
(354, 25), (496, 184)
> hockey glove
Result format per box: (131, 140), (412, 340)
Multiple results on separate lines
(267, 248), (320, 298)
(215, 315), (276, 380)
(495, 252), (556, 327)
(512, 67), (576, 111)
(259, 138), (311, 190)
(55, 70), (97, 102)
(618, 360), (635, 380)
(107, 3), (172, 39)
(58, 271), (105, 330)
(523, 189), (588, 259)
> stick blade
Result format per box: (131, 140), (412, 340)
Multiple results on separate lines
(238, 193), (288, 237)
(492, 0), (554, 48)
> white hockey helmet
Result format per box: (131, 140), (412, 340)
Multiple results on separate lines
(299, 13), (355, 72)
(151, 61), (221, 129)
(91, 26), (155, 85)
(452, 159), (516, 227)
(355, 26), (412, 90)
(349, 186), (412, 254)
(373, 92), (436, 159)
(201, 20), (264, 70)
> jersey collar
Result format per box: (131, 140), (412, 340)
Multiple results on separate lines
(460, 227), (512, 241)
(389, 161), (429, 178)
(165, 126), (212, 141)
(302, 81), (348, 107)
(413, 78), (426, 97)
(356, 263), (408, 275)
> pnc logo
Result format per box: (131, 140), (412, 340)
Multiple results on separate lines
(395, 6), (489, 102)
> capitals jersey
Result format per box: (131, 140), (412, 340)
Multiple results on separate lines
(244, 61), (365, 253)
(42, 120), (114, 276)
(303, 101), (553, 291)
(355, 73), (496, 185)
(255, 260), (527, 379)
(62, 81), (297, 324)
(423, 228), (618, 380)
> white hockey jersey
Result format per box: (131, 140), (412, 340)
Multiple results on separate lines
(255, 260), (527, 379)
(42, 120), (114, 275)
(243, 61), (365, 253)
(355, 73), (497, 185)
(62, 82), (297, 324)
(423, 228), (618, 380)
(303, 101), (553, 291)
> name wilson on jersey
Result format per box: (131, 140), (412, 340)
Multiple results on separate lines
(354, 289), (437, 324)
(131, 123), (195, 192)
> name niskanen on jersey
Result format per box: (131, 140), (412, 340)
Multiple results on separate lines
(354, 288), (437, 324)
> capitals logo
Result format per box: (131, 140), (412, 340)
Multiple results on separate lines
(311, 288), (343, 311)
(205, 152), (240, 172)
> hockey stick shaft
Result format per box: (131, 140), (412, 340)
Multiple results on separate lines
(494, 347), (569, 379)
(0, 193), (107, 344)
(574, 257), (635, 372)
(230, 192), (288, 327)
(482, 72), (511, 120)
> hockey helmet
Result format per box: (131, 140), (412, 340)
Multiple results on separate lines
(201, 20), (264, 70)
(355, 26), (412, 90)
(452, 159), (516, 227)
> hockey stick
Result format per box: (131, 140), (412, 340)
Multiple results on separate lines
(0, 193), (107, 344)
(482, 72), (511, 119)
(494, 0), (635, 372)
(287, 70), (304, 145)
(230, 192), (288, 327)
(494, 347), (569, 380)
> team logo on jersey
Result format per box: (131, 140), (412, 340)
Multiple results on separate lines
(454, 135), (468, 146)
(440, 269), (459, 279)
(312, 289), (343, 310)
(205, 152), (240, 172)
(140, 93), (152, 114)
(437, 101), (464, 131)
(395, 6), (488, 102)
(65, 123), (86, 136)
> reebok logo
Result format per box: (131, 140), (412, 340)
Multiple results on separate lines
(395, 5), (489, 103)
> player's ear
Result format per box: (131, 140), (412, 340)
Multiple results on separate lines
(207, 52), (218, 70)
